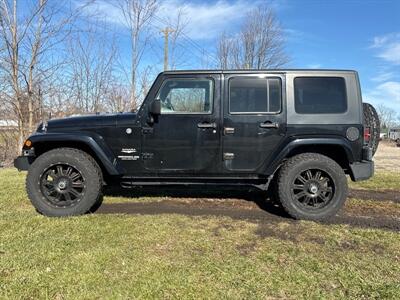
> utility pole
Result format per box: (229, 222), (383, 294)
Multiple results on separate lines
(161, 27), (175, 71)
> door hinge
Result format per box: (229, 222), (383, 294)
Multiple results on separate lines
(142, 127), (154, 134)
(142, 153), (154, 160)
(223, 152), (235, 160)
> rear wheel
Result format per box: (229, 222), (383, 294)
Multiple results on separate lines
(277, 153), (348, 221)
(26, 148), (103, 217)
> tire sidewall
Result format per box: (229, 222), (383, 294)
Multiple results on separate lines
(27, 149), (101, 217)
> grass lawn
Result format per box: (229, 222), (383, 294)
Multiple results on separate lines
(0, 168), (399, 299)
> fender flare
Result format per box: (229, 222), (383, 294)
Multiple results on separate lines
(264, 137), (355, 175)
(27, 132), (122, 175)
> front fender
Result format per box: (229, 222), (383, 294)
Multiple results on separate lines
(264, 137), (355, 175)
(26, 132), (122, 175)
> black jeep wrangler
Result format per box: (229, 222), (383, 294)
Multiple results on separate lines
(14, 70), (379, 220)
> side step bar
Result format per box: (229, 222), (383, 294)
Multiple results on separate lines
(119, 176), (273, 191)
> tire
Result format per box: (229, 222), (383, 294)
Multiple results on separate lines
(277, 153), (348, 221)
(87, 194), (104, 214)
(363, 103), (380, 156)
(26, 148), (103, 217)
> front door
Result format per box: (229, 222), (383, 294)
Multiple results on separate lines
(142, 74), (221, 174)
(222, 74), (286, 173)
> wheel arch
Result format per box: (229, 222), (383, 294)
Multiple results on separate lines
(266, 138), (355, 177)
(28, 133), (122, 178)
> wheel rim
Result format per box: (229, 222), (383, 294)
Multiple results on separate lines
(39, 164), (86, 208)
(291, 169), (334, 209)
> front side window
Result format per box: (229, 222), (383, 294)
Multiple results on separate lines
(157, 78), (213, 114)
(229, 77), (281, 114)
(294, 77), (347, 114)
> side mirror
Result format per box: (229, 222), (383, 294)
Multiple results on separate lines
(149, 99), (161, 115)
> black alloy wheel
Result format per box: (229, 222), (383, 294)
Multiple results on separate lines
(291, 169), (334, 209)
(40, 164), (86, 208)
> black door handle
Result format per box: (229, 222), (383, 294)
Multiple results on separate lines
(259, 121), (279, 129)
(198, 122), (217, 129)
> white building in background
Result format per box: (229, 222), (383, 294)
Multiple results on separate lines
(0, 120), (18, 131)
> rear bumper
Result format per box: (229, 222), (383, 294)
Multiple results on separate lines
(14, 156), (34, 171)
(349, 160), (374, 181)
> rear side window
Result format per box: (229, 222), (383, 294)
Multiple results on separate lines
(294, 77), (347, 114)
(229, 77), (281, 113)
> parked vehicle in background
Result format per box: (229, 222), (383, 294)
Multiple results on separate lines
(389, 128), (400, 146)
(14, 69), (380, 221)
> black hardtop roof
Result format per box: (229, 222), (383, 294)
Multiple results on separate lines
(162, 69), (358, 75)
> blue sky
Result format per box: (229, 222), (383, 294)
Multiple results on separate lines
(86, 0), (400, 113)
(280, 0), (400, 113)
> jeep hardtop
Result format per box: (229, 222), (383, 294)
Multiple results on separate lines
(14, 69), (379, 220)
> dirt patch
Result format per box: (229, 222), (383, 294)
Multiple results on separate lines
(101, 184), (400, 232)
(345, 201), (400, 218)
(374, 142), (400, 172)
(349, 189), (400, 203)
(325, 214), (399, 231)
(97, 200), (400, 232)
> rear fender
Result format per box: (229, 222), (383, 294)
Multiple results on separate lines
(265, 137), (355, 175)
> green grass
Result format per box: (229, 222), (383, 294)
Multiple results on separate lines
(0, 168), (399, 299)
(349, 171), (400, 190)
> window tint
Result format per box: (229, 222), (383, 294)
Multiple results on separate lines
(294, 77), (347, 114)
(229, 77), (281, 113)
(158, 79), (213, 114)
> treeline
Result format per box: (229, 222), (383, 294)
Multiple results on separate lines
(0, 0), (287, 164)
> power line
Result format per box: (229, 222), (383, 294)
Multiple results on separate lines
(152, 14), (219, 66)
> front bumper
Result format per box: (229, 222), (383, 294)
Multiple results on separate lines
(14, 156), (34, 171)
(349, 160), (374, 181)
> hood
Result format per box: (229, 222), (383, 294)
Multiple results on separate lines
(38, 113), (135, 132)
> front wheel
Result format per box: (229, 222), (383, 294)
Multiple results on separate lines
(26, 148), (103, 217)
(277, 153), (348, 221)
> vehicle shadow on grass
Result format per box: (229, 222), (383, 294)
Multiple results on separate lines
(97, 186), (400, 232)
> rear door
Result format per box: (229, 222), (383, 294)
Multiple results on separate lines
(222, 74), (286, 173)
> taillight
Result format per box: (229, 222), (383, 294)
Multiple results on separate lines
(364, 127), (371, 143)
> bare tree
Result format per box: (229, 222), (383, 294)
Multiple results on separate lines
(216, 5), (288, 70)
(217, 32), (233, 69)
(0, 0), (86, 148)
(377, 104), (397, 129)
(114, 0), (158, 110)
(104, 83), (130, 113)
(67, 26), (118, 114)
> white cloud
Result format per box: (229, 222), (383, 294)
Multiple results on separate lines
(371, 33), (400, 65)
(82, 0), (275, 40)
(158, 0), (254, 40)
(366, 33), (400, 112)
(364, 81), (400, 113)
(371, 71), (395, 82)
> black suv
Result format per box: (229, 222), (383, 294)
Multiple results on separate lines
(14, 70), (379, 220)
